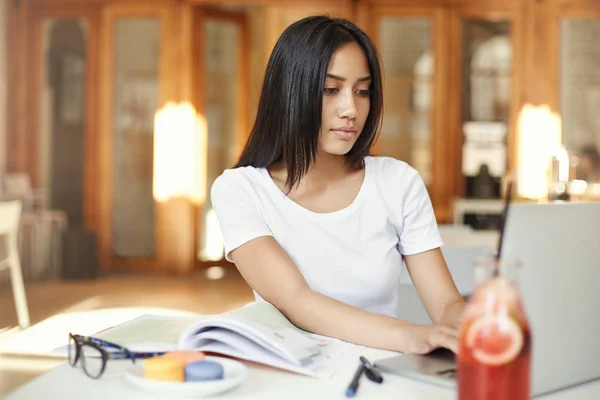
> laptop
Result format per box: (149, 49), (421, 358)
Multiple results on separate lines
(375, 202), (600, 397)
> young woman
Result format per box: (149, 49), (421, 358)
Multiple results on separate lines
(211, 15), (465, 354)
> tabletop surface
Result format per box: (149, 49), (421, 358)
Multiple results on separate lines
(5, 346), (600, 400)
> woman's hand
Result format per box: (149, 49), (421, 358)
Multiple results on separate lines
(400, 323), (460, 354)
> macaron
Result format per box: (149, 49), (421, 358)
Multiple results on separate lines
(162, 350), (206, 364)
(184, 360), (224, 382)
(143, 357), (185, 382)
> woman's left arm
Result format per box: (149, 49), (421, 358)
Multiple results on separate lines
(404, 248), (466, 326)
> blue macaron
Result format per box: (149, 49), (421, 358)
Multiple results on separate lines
(184, 360), (225, 382)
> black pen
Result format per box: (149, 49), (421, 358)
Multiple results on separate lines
(360, 356), (384, 384)
(345, 363), (365, 398)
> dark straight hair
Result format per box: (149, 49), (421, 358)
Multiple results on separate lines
(235, 15), (383, 190)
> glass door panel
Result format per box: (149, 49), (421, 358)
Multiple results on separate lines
(39, 18), (88, 226)
(376, 17), (434, 185)
(198, 13), (244, 263)
(460, 20), (512, 200)
(111, 18), (160, 257)
(560, 19), (600, 185)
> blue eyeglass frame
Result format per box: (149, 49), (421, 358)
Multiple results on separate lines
(68, 333), (166, 379)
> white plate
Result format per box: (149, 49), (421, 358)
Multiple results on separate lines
(124, 356), (247, 397)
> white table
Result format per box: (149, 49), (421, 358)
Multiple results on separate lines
(5, 346), (600, 400)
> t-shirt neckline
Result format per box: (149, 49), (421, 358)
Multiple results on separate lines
(260, 157), (371, 219)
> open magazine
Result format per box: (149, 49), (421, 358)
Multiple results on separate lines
(72, 302), (352, 379)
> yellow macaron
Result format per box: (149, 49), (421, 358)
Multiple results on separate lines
(143, 357), (185, 382)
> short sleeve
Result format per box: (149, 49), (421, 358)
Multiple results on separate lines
(381, 161), (443, 256)
(376, 157), (443, 256)
(210, 170), (273, 262)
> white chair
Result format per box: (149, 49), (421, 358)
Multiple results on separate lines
(2, 173), (49, 212)
(0, 200), (31, 328)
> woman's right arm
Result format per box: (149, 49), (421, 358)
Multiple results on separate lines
(230, 236), (458, 354)
(211, 172), (457, 354)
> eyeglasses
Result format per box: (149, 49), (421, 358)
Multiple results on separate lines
(68, 333), (165, 379)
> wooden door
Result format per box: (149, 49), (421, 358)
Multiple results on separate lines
(193, 7), (249, 268)
(357, 2), (453, 221)
(547, 0), (600, 175)
(98, 2), (189, 273)
(16, 3), (101, 232)
(448, 1), (525, 205)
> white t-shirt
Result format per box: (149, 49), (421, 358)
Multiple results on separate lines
(210, 156), (443, 317)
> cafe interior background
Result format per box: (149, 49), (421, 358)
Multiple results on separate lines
(0, 0), (599, 395)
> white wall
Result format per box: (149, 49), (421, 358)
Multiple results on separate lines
(0, 0), (7, 177)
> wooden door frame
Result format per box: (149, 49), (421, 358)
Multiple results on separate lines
(191, 6), (249, 270)
(6, 0), (28, 177)
(448, 2), (525, 208)
(546, 1), (600, 115)
(24, 4), (102, 234)
(201, 8), (250, 158)
(190, 1), (354, 269)
(98, 2), (184, 273)
(356, 3), (453, 222)
(357, 0), (524, 221)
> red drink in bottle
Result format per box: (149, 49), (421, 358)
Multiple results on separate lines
(457, 258), (531, 400)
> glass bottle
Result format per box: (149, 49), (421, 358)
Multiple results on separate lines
(457, 257), (532, 400)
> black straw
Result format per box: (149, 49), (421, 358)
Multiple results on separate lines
(495, 180), (514, 269)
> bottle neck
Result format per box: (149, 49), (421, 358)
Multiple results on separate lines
(474, 257), (521, 286)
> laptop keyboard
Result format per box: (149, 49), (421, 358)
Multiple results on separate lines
(436, 368), (457, 379)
